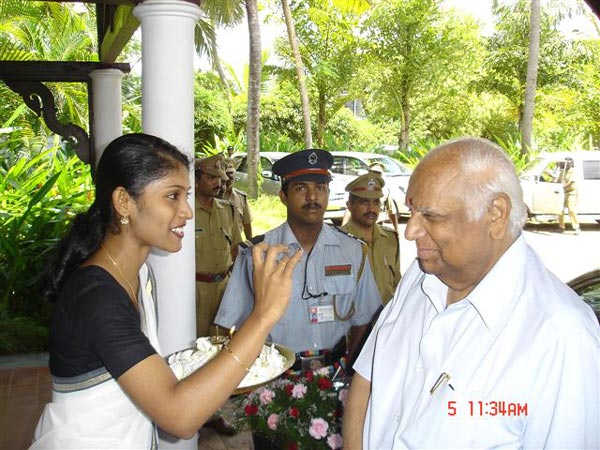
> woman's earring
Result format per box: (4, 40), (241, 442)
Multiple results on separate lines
(120, 215), (130, 225)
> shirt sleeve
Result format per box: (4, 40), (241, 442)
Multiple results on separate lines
(350, 257), (383, 326)
(522, 324), (600, 449)
(79, 284), (156, 379)
(215, 249), (255, 328)
(242, 195), (252, 224)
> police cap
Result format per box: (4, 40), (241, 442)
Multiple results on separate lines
(195, 154), (226, 178)
(345, 173), (385, 199)
(272, 149), (333, 184)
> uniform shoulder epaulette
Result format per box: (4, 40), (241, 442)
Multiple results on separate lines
(329, 223), (366, 245)
(239, 234), (265, 250)
(234, 188), (248, 198)
(215, 197), (234, 207)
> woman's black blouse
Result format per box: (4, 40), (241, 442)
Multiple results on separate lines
(49, 266), (156, 379)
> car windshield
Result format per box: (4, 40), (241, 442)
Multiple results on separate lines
(364, 156), (410, 176)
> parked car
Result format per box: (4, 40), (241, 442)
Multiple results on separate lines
(232, 152), (289, 196)
(567, 269), (600, 324)
(330, 151), (412, 216)
(520, 151), (600, 223)
(230, 152), (354, 225)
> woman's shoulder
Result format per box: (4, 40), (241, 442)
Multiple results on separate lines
(57, 266), (130, 313)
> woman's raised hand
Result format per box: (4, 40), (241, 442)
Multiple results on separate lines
(251, 242), (303, 325)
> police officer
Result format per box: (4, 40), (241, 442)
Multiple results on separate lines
(559, 157), (580, 234)
(222, 158), (253, 240)
(215, 149), (382, 373)
(194, 154), (242, 338)
(342, 173), (401, 305)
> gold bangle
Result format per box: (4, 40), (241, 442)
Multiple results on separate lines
(223, 343), (250, 373)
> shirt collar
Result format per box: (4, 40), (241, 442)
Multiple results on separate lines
(421, 234), (527, 331)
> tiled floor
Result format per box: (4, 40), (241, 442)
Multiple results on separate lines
(0, 354), (253, 450)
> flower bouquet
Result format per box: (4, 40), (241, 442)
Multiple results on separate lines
(234, 368), (349, 450)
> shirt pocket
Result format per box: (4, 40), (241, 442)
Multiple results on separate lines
(323, 274), (356, 321)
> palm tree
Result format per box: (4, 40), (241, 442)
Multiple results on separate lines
(521, 0), (541, 156)
(193, 0), (245, 96)
(282, 0), (312, 149)
(245, 0), (261, 198)
(0, 1), (97, 141)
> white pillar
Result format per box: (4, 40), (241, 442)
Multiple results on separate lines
(89, 69), (124, 166)
(133, 2), (200, 448)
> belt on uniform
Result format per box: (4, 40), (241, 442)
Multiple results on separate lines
(195, 266), (232, 283)
(291, 338), (347, 372)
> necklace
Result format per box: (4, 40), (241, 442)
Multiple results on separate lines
(101, 244), (138, 304)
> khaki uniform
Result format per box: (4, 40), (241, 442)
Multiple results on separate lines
(195, 199), (242, 336)
(342, 221), (401, 305)
(559, 166), (580, 232)
(225, 188), (252, 238)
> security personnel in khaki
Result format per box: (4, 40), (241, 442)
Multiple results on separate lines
(223, 158), (253, 240)
(194, 154), (242, 337)
(341, 173), (401, 305)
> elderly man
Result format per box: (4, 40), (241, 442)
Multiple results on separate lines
(194, 154), (241, 338)
(342, 173), (401, 305)
(343, 138), (600, 449)
(216, 149), (382, 372)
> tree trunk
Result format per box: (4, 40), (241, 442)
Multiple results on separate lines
(282, 0), (313, 149)
(521, 0), (541, 156)
(245, 0), (261, 199)
(316, 91), (326, 147)
(211, 28), (232, 106)
(399, 102), (410, 152)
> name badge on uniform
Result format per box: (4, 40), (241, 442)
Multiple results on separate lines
(310, 305), (335, 324)
(195, 227), (204, 233)
(325, 264), (351, 276)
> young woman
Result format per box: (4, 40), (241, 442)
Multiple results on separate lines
(31, 133), (302, 449)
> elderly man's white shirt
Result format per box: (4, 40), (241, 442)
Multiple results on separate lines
(354, 235), (600, 449)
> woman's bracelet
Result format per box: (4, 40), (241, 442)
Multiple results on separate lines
(223, 343), (250, 373)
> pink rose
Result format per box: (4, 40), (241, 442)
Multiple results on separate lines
(291, 383), (307, 399)
(338, 388), (349, 406)
(259, 388), (275, 405)
(308, 418), (329, 439)
(267, 413), (279, 430)
(327, 433), (343, 449)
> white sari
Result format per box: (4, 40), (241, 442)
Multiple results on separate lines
(31, 264), (161, 450)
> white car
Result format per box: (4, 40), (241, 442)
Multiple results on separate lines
(329, 151), (413, 220)
(230, 152), (359, 225)
(520, 151), (600, 223)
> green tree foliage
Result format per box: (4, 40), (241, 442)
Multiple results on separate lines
(272, 0), (364, 146)
(193, 72), (234, 150)
(0, 1), (97, 138)
(360, 0), (483, 151)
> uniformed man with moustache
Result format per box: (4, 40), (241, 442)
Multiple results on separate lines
(341, 173), (401, 305)
(215, 149), (382, 373)
(194, 154), (242, 338)
(222, 158), (253, 240)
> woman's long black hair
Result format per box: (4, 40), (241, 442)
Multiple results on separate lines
(42, 133), (190, 302)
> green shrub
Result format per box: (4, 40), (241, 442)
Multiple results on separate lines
(0, 136), (92, 354)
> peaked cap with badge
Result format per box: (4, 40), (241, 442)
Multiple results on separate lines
(195, 154), (226, 178)
(272, 149), (333, 185)
(345, 173), (385, 199)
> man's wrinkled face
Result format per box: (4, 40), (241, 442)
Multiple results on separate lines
(280, 180), (329, 226)
(347, 196), (381, 228)
(404, 157), (496, 291)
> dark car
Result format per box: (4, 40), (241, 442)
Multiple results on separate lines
(567, 269), (600, 323)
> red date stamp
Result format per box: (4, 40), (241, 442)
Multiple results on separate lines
(448, 400), (528, 417)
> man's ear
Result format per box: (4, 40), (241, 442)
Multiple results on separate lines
(112, 187), (132, 218)
(489, 193), (510, 240)
(279, 189), (287, 206)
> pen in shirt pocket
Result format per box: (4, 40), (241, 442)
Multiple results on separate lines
(430, 372), (454, 396)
